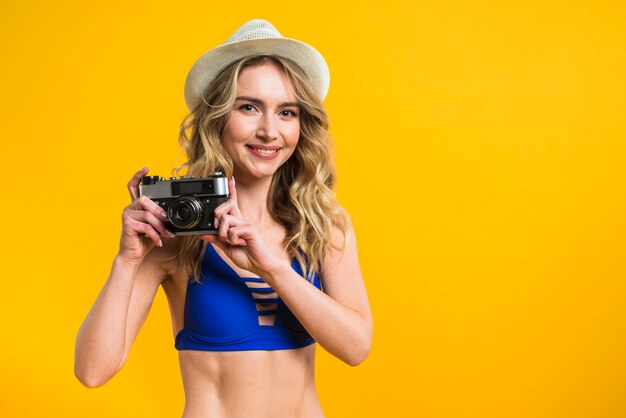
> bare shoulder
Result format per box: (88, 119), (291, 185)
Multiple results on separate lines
(325, 206), (356, 264)
(322, 208), (365, 294)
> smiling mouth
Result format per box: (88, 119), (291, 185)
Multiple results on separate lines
(246, 145), (280, 156)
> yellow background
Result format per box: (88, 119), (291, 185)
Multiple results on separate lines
(1, 1), (625, 417)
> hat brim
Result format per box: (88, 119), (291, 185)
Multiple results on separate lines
(184, 37), (330, 111)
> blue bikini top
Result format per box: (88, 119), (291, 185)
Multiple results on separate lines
(175, 243), (320, 351)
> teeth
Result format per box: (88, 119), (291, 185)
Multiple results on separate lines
(253, 148), (278, 155)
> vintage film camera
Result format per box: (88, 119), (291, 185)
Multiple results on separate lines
(139, 172), (229, 235)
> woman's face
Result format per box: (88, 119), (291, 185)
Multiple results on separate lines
(222, 62), (301, 182)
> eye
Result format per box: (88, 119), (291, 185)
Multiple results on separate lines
(280, 109), (299, 117)
(239, 104), (257, 113)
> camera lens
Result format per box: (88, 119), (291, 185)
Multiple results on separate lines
(167, 196), (202, 229)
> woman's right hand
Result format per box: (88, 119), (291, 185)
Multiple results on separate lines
(118, 167), (174, 264)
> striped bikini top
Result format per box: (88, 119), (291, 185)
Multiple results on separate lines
(175, 243), (320, 351)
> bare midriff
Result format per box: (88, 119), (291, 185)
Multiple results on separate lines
(161, 259), (324, 418)
(177, 346), (324, 418)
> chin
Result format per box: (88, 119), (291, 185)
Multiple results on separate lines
(232, 152), (294, 180)
(237, 164), (282, 180)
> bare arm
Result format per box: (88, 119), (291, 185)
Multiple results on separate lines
(264, 221), (372, 366)
(204, 179), (372, 366)
(209, 217), (372, 366)
(74, 169), (175, 387)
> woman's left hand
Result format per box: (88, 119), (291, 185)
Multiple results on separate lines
(199, 177), (283, 277)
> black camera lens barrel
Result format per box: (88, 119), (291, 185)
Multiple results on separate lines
(167, 196), (203, 229)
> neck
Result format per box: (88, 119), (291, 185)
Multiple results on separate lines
(232, 172), (274, 225)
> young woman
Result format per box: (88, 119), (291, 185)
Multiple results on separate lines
(75, 20), (372, 417)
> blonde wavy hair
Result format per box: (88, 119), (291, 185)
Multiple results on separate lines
(171, 54), (347, 282)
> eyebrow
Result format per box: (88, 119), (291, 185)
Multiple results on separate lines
(235, 96), (301, 108)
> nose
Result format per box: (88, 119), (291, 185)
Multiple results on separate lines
(256, 114), (279, 142)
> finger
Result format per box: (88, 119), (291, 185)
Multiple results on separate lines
(127, 167), (149, 201)
(128, 209), (174, 238)
(213, 200), (236, 227)
(124, 217), (162, 247)
(217, 212), (232, 242)
(229, 176), (237, 202)
(227, 226), (248, 246)
(134, 196), (169, 223)
(217, 214), (248, 243)
(228, 176), (242, 217)
(229, 224), (257, 243)
(213, 196), (241, 224)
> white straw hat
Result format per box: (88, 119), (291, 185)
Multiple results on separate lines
(184, 19), (330, 111)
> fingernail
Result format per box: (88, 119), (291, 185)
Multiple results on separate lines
(158, 239), (163, 247)
(161, 211), (168, 219)
(232, 176), (235, 186)
(214, 217), (219, 228)
(165, 230), (175, 238)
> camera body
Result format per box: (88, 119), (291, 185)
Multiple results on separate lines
(139, 173), (229, 235)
